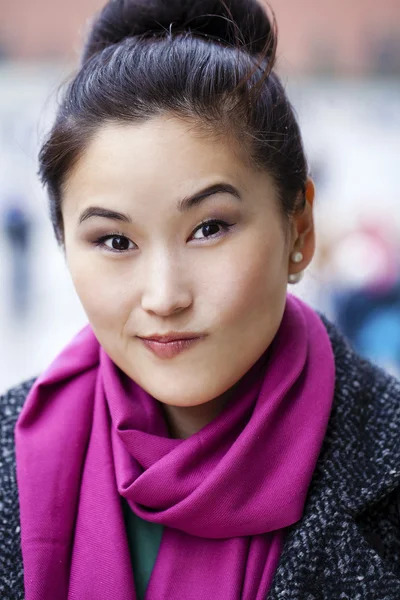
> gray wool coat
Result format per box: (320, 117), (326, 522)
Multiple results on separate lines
(1, 318), (400, 599)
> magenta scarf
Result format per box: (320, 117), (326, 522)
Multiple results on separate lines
(15, 295), (335, 600)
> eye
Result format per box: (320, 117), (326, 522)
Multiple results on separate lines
(94, 234), (136, 252)
(190, 219), (233, 241)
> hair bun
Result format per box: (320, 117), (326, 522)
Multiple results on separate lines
(83, 0), (276, 63)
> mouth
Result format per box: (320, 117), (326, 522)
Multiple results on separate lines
(137, 333), (205, 359)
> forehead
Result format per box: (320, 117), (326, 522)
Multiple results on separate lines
(67, 117), (247, 180)
(62, 115), (277, 219)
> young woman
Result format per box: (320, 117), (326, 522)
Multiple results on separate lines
(1, 1), (400, 598)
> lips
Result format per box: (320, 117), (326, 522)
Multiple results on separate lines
(137, 333), (204, 359)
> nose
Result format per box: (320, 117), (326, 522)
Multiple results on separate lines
(140, 251), (193, 317)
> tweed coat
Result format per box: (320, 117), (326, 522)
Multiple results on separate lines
(1, 318), (400, 599)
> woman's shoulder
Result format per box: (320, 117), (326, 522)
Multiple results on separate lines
(320, 312), (400, 460)
(1, 378), (36, 459)
(271, 313), (400, 595)
(0, 380), (33, 598)
(1, 378), (35, 469)
(0, 378), (36, 425)
(316, 313), (400, 513)
(321, 312), (400, 405)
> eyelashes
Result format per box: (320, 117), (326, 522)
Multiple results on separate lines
(189, 219), (234, 241)
(92, 219), (235, 253)
(93, 233), (136, 252)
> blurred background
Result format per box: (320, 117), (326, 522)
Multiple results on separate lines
(1, 0), (400, 394)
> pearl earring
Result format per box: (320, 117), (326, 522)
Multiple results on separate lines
(288, 251), (304, 284)
(291, 251), (303, 264)
(288, 271), (304, 284)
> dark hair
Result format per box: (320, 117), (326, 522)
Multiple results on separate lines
(39, 0), (308, 244)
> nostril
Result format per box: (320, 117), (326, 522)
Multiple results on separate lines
(141, 293), (192, 317)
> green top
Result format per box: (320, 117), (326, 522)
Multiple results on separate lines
(123, 500), (164, 599)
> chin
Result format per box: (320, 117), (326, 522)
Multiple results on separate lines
(132, 370), (221, 407)
(114, 347), (243, 408)
(144, 383), (216, 407)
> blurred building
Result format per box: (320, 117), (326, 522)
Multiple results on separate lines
(0, 0), (400, 74)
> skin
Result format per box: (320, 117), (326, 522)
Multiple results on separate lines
(62, 115), (315, 439)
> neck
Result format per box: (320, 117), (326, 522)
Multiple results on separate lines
(161, 386), (238, 439)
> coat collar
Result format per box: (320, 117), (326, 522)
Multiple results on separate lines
(268, 316), (400, 598)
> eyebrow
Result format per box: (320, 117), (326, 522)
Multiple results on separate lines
(78, 183), (242, 225)
(178, 183), (241, 212)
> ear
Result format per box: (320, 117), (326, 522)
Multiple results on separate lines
(288, 178), (316, 277)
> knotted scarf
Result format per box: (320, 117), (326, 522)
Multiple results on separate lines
(15, 294), (335, 599)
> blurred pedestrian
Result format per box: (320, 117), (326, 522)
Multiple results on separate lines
(2, 199), (33, 317)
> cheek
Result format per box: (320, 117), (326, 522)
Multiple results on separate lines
(67, 252), (133, 331)
(201, 229), (288, 328)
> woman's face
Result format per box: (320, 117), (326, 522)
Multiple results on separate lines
(62, 116), (306, 406)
